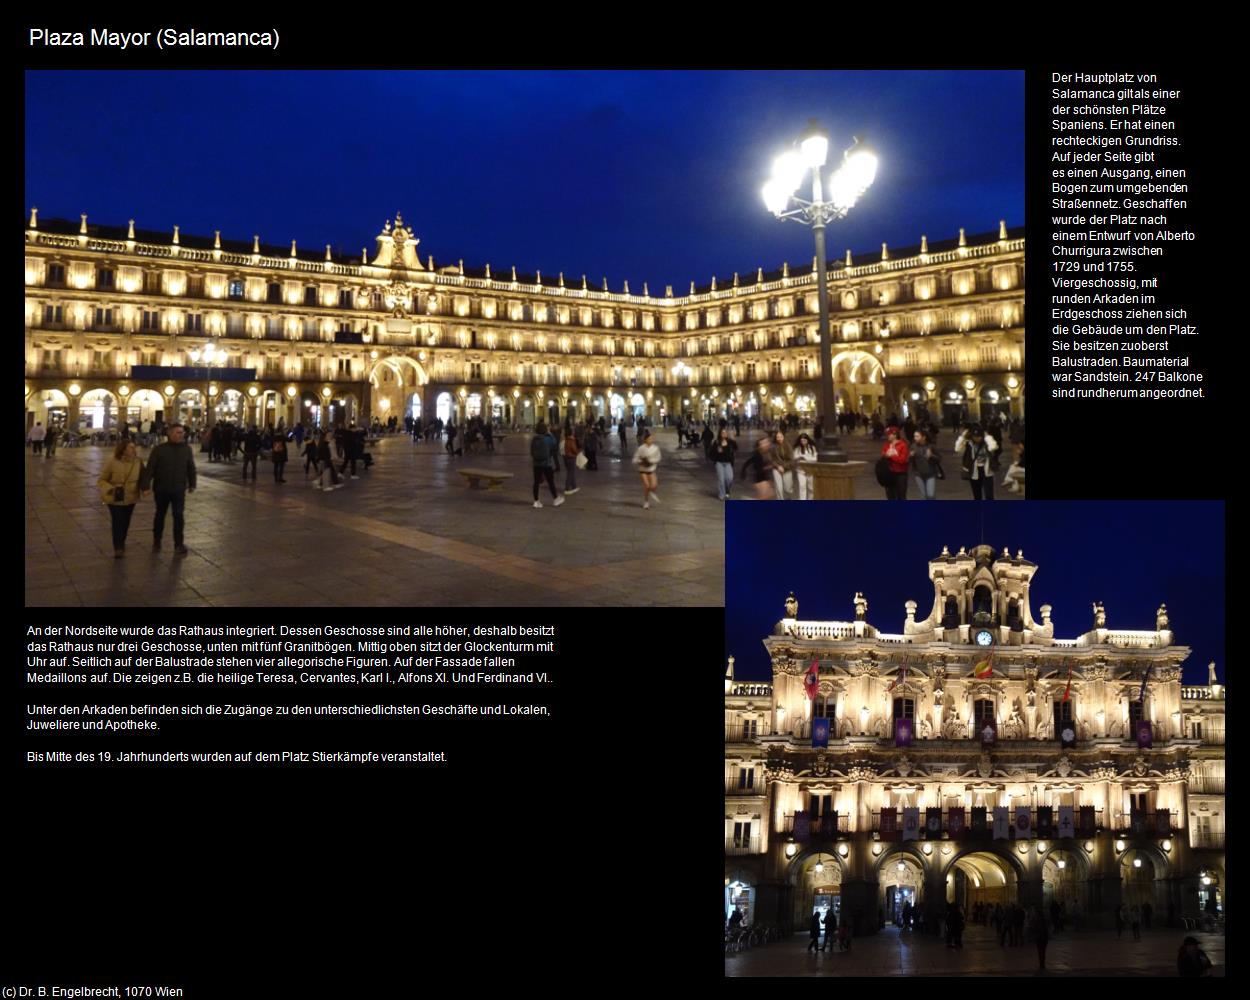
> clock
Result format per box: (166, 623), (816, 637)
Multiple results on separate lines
(974, 629), (994, 647)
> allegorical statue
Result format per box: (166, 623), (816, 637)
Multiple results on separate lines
(1093, 601), (1106, 629)
(785, 592), (798, 619)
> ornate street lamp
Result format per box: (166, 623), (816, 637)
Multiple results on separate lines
(188, 344), (220, 429)
(764, 121), (878, 460)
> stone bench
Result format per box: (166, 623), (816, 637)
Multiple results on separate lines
(457, 468), (514, 491)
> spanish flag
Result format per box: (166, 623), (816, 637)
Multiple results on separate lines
(973, 644), (994, 678)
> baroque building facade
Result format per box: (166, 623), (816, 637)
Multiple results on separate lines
(725, 544), (1224, 934)
(24, 210), (1023, 434)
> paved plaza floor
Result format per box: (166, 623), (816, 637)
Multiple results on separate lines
(725, 924), (1224, 977)
(25, 429), (723, 607)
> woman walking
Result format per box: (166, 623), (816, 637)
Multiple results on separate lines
(529, 421), (564, 509)
(315, 431), (341, 491)
(632, 429), (661, 508)
(881, 425), (910, 499)
(955, 423), (999, 499)
(563, 425), (580, 495)
(97, 439), (147, 557)
(909, 429), (941, 499)
(303, 433), (319, 477)
(711, 427), (738, 500)
(793, 433), (818, 500)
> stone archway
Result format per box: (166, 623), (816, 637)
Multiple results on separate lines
(946, 849), (1020, 913)
(787, 848), (848, 933)
(366, 355), (428, 425)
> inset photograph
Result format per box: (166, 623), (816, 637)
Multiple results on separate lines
(725, 502), (1223, 976)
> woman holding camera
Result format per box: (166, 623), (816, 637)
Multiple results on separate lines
(97, 438), (148, 557)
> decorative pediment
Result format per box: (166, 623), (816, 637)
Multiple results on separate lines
(879, 754), (927, 779)
(1039, 754), (1091, 779)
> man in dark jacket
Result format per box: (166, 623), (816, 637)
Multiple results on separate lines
(146, 424), (197, 554)
(242, 426), (262, 481)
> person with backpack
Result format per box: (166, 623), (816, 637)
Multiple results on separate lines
(271, 434), (288, 483)
(955, 423), (999, 499)
(529, 421), (564, 509)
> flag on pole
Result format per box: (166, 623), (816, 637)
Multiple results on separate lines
(887, 664), (908, 692)
(804, 661), (819, 700)
(973, 644), (994, 679)
(1138, 664), (1152, 704)
(1062, 663), (1073, 703)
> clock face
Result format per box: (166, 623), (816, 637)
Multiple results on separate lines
(975, 630), (994, 647)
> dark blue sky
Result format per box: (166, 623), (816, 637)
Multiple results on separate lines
(25, 70), (1023, 288)
(726, 502), (1224, 687)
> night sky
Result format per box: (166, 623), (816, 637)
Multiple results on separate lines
(24, 70), (1023, 289)
(726, 502), (1224, 687)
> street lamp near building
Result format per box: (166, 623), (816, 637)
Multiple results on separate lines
(763, 121), (878, 461)
(187, 344), (220, 429)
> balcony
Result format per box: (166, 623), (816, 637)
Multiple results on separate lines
(870, 808), (1104, 840)
(1115, 811), (1179, 836)
(725, 836), (763, 856)
(782, 812), (849, 839)
(1190, 833), (1225, 849)
(725, 724), (762, 743)
(726, 777), (764, 796)
(1189, 778), (1225, 794)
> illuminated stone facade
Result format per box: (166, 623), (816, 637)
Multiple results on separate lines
(24, 209), (1023, 433)
(725, 545), (1224, 934)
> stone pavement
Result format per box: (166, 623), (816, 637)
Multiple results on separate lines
(725, 924), (1225, 977)
(24, 429), (723, 607)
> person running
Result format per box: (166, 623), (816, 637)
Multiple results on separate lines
(632, 429), (661, 509)
(741, 436), (776, 500)
(881, 425), (910, 499)
(97, 438), (148, 558)
(955, 423), (999, 500)
(793, 432), (818, 500)
(529, 421), (563, 509)
(711, 427), (738, 501)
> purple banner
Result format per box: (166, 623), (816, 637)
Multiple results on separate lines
(895, 717), (913, 747)
(880, 807), (897, 837)
(925, 807), (942, 837)
(813, 717), (830, 748)
(1014, 805), (1032, 838)
(980, 716), (997, 748)
(1136, 718), (1153, 749)
(793, 812), (811, 841)
(949, 807), (966, 836)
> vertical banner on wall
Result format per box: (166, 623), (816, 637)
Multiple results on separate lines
(925, 807), (942, 838)
(949, 807), (966, 837)
(993, 806), (1010, 840)
(1136, 718), (1154, 749)
(812, 717), (830, 748)
(895, 717), (913, 747)
(880, 807), (897, 838)
(1155, 808), (1171, 834)
(903, 807), (920, 841)
(1036, 806), (1054, 839)
(971, 806), (987, 835)
(1078, 805), (1095, 835)
(980, 717), (997, 748)
(793, 812), (811, 841)
(1014, 804), (1032, 839)
(1058, 805), (1075, 839)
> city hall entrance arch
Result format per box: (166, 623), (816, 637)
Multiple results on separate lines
(945, 849), (1020, 912)
(787, 849), (845, 931)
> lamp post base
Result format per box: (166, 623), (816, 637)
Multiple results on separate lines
(816, 438), (847, 463)
(809, 460), (865, 500)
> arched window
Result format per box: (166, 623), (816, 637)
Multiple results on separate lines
(973, 585), (993, 620)
(942, 595), (960, 628)
(974, 699), (995, 727)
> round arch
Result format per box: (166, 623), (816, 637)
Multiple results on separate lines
(945, 849), (1020, 912)
(1120, 847), (1162, 909)
(786, 847), (848, 931)
(77, 388), (119, 435)
(875, 846), (928, 926)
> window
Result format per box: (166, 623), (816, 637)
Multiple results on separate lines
(92, 349), (110, 371)
(1129, 699), (1144, 726)
(738, 769), (755, 791)
(733, 821), (753, 848)
(46, 263), (66, 285)
(339, 289), (354, 308)
(304, 286), (318, 306)
(266, 317), (283, 339)
(267, 283), (283, 304)
(980, 345), (1000, 365)
(140, 310), (160, 331)
(226, 315), (244, 337)
(371, 291), (383, 311)
(1053, 699), (1073, 736)
(742, 718), (758, 740)
(140, 350), (158, 367)
(892, 698), (915, 720)
(92, 308), (114, 329)
(337, 358), (352, 377)
(974, 699), (995, 727)
(228, 280), (245, 301)
(940, 348), (958, 368)
(41, 349), (61, 370)
(799, 358), (810, 377)
(42, 305), (64, 326)
(814, 694), (836, 722)
(809, 793), (833, 817)
(302, 357), (319, 377)
(470, 362), (483, 380)
(745, 362), (757, 381)
(185, 313), (203, 333)
(187, 275), (204, 298)
(1190, 720), (1203, 740)
(97, 268), (115, 289)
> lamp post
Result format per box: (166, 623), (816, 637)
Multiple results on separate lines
(763, 121), (878, 461)
(188, 344), (219, 430)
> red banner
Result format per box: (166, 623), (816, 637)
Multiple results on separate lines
(880, 807), (897, 837)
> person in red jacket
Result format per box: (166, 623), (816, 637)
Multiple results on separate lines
(882, 425), (910, 499)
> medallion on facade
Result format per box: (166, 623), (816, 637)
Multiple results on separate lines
(977, 752), (993, 779)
